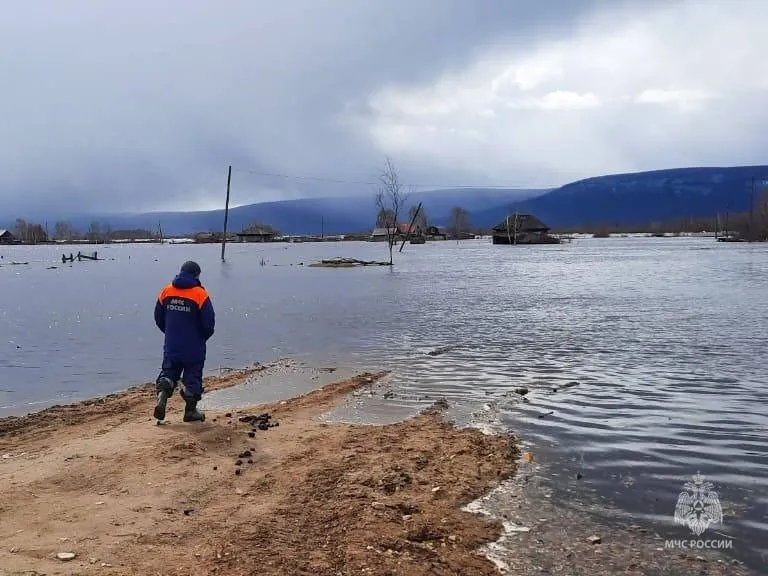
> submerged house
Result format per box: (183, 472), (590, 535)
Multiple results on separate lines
(369, 227), (392, 242)
(426, 225), (447, 240)
(396, 222), (425, 238)
(491, 214), (560, 245)
(236, 225), (277, 243)
(0, 229), (16, 245)
(370, 223), (425, 242)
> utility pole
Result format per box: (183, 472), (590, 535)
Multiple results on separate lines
(749, 176), (755, 242)
(221, 165), (232, 261)
(399, 202), (422, 253)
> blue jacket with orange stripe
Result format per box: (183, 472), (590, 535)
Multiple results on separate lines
(154, 271), (215, 363)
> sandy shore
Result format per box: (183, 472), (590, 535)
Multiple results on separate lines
(0, 365), (758, 575)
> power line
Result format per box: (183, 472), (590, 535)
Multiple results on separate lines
(232, 167), (558, 190)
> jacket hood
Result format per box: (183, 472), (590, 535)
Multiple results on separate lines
(172, 271), (202, 289)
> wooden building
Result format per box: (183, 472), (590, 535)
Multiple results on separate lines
(491, 214), (560, 245)
(370, 223), (427, 242)
(0, 229), (17, 245)
(236, 225), (276, 243)
(426, 225), (447, 240)
(396, 222), (424, 237)
(369, 227), (391, 242)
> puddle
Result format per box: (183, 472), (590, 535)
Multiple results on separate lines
(319, 374), (423, 426)
(200, 358), (363, 411)
(202, 357), (436, 426)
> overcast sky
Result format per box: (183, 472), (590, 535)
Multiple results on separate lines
(2, 0), (767, 216)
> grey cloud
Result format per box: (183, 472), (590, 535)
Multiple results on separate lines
(0, 0), (665, 217)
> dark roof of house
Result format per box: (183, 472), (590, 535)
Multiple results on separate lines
(492, 214), (549, 233)
(0, 229), (13, 237)
(238, 226), (275, 236)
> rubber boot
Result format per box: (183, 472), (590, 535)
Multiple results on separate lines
(183, 398), (205, 423)
(153, 377), (175, 421)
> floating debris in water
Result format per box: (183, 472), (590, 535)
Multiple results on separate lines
(308, 257), (391, 268)
(426, 344), (459, 356)
(552, 381), (580, 393)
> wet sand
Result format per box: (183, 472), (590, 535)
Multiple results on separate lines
(0, 364), (758, 575)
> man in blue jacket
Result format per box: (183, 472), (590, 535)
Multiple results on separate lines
(153, 260), (215, 423)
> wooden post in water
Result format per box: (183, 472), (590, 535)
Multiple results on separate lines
(221, 165), (232, 261)
(399, 201), (422, 253)
(749, 176), (755, 242)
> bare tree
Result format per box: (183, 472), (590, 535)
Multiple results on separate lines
(753, 189), (768, 241)
(29, 224), (47, 244)
(374, 157), (407, 265)
(447, 206), (470, 242)
(54, 221), (75, 242)
(13, 218), (48, 244)
(375, 208), (396, 228)
(14, 218), (28, 242)
(87, 222), (101, 243)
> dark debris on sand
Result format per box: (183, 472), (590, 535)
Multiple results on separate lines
(238, 412), (279, 431)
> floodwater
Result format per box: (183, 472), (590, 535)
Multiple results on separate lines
(1, 237), (767, 570)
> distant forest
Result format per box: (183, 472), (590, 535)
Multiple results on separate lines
(7, 219), (157, 244)
(550, 189), (768, 239)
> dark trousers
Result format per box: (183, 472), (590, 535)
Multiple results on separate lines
(157, 357), (204, 401)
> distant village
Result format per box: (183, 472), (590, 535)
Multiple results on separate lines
(1, 201), (764, 246)
(0, 223), (475, 246)
(0, 207), (482, 246)
(0, 204), (586, 246)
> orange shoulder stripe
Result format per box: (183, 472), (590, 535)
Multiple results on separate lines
(159, 285), (209, 309)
